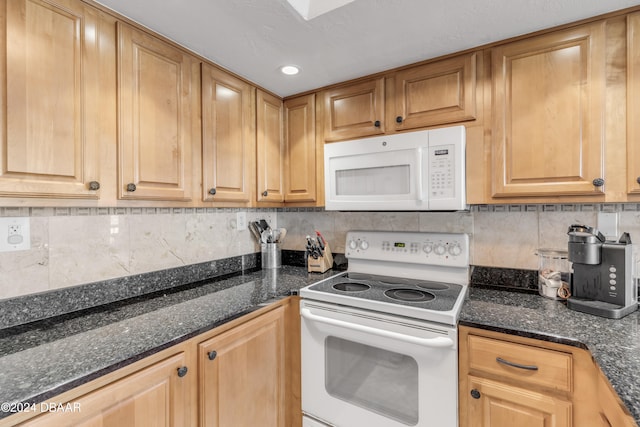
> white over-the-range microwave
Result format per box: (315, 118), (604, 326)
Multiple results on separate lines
(324, 125), (466, 211)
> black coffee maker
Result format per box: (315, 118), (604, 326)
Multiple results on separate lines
(567, 224), (638, 319)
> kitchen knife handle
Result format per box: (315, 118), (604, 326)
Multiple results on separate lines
(496, 357), (539, 371)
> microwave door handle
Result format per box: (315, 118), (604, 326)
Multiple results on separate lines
(301, 308), (454, 348)
(416, 147), (424, 201)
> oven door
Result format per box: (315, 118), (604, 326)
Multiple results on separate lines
(300, 300), (458, 427)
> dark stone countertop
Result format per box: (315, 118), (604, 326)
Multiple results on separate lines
(0, 266), (339, 420)
(2, 270), (639, 424)
(460, 287), (640, 424)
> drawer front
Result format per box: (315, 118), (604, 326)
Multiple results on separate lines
(467, 335), (572, 392)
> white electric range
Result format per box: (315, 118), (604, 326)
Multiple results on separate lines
(299, 230), (470, 427)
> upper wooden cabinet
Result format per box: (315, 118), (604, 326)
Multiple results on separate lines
(256, 90), (285, 203)
(201, 63), (255, 203)
(391, 53), (477, 131)
(117, 22), (194, 201)
(491, 22), (607, 198)
(0, 0), (102, 199)
(323, 78), (385, 142)
(628, 13), (640, 196)
(284, 94), (318, 203)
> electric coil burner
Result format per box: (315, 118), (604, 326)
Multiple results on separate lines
(301, 230), (470, 326)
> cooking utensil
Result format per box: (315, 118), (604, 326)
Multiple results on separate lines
(248, 222), (262, 242)
(278, 228), (287, 243)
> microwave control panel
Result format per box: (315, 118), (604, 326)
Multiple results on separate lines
(429, 144), (455, 199)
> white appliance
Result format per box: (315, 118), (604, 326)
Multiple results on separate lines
(324, 126), (466, 211)
(300, 230), (470, 427)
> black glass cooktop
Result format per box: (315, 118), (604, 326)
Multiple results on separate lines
(307, 272), (463, 312)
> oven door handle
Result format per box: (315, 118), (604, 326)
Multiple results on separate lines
(301, 308), (454, 348)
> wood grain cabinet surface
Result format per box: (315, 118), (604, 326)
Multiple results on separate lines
(323, 78), (385, 142)
(0, 0), (102, 199)
(627, 12), (640, 196)
(199, 306), (286, 427)
(117, 22), (195, 202)
(391, 52), (477, 131)
(201, 63), (255, 204)
(490, 22), (607, 198)
(284, 94), (318, 203)
(19, 352), (193, 427)
(256, 90), (285, 203)
(459, 326), (637, 427)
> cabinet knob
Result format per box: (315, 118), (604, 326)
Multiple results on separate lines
(262, 190), (268, 197)
(636, 177), (640, 185)
(209, 188), (217, 195)
(177, 366), (188, 377)
(208, 350), (217, 361)
(592, 178), (605, 187)
(88, 181), (100, 191)
(126, 183), (136, 192)
(374, 120), (381, 128)
(470, 389), (481, 399)
(395, 116), (403, 124)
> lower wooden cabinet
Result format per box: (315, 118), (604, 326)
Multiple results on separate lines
(459, 326), (637, 427)
(467, 375), (571, 427)
(7, 299), (299, 427)
(19, 352), (193, 426)
(199, 306), (285, 427)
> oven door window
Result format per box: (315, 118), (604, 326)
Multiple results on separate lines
(324, 336), (419, 425)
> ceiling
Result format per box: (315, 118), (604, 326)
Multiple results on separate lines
(95, 0), (640, 97)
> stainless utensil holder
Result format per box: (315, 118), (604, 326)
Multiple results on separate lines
(261, 242), (281, 269)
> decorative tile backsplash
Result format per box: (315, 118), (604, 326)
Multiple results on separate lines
(2, 203), (640, 301)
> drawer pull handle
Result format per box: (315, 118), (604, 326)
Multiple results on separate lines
(496, 357), (539, 371)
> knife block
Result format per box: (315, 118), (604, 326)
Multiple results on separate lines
(307, 242), (333, 273)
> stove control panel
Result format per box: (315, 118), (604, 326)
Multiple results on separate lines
(345, 230), (469, 268)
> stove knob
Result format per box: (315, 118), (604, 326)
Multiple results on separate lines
(448, 244), (462, 256)
(360, 240), (369, 250)
(434, 244), (446, 256)
(349, 239), (358, 250)
(422, 243), (433, 254)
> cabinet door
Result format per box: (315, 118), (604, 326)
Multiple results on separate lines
(199, 307), (285, 427)
(466, 376), (571, 427)
(392, 53), (477, 130)
(256, 90), (285, 202)
(628, 13), (640, 195)
(491, 22), (606, 198)
(284, 94), (316, 203)
(117, 22), (193, 201)
(323, 78), (384, 142)
(0, 0), (101, 199)
(22, 353), (191, 427)
(201, 63), (254, 203)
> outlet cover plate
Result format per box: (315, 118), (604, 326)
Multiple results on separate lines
(0, 217), (30, 252)
(597, 212), (619, 241)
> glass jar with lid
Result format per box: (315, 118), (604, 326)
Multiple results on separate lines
(537, 249), (571, 300)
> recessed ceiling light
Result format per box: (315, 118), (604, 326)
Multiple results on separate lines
(281, 65), (300, 76)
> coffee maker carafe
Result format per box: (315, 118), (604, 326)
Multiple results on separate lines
(567, 224), (637, 319)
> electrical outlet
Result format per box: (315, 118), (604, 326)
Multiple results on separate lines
(597, 212), (619, 241)
(237, 212), (247, 231)
(0, 217), (30, 252)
